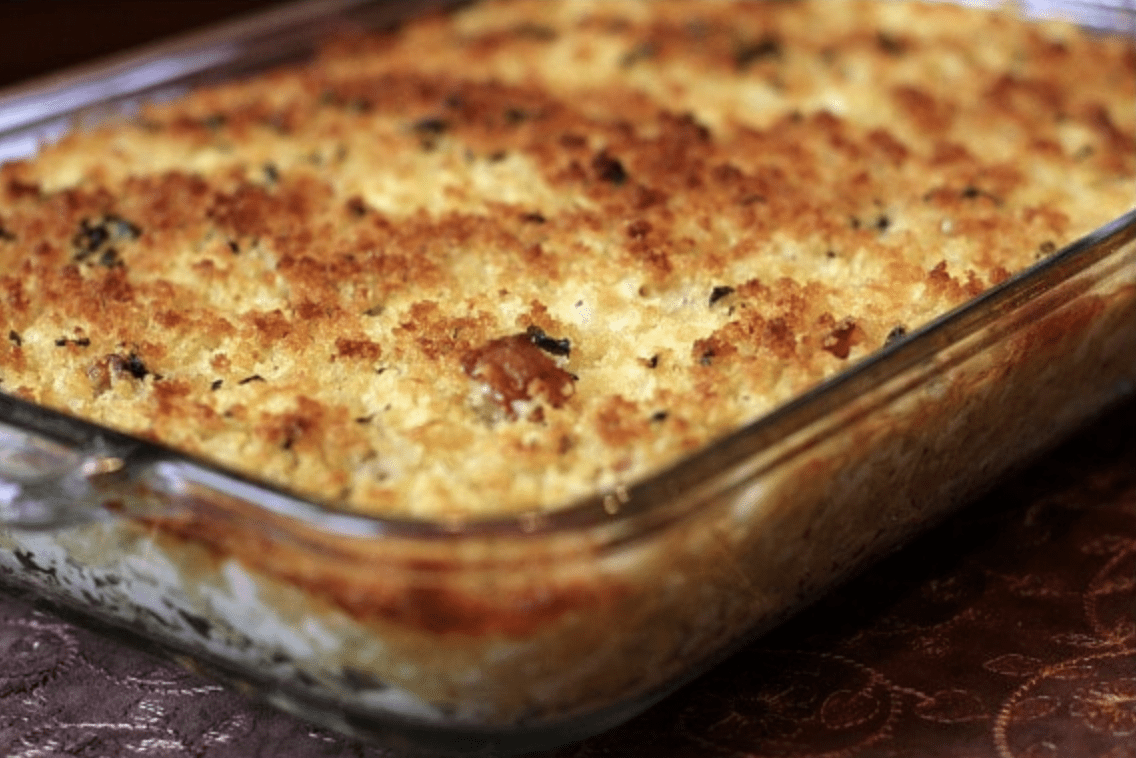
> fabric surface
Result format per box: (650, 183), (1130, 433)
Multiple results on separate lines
(0, 393), (1133, 757)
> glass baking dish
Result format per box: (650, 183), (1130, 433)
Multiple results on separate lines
(0, 0), (1134, 754)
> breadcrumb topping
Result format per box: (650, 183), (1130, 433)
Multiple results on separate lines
(0, 0), (1132, 518)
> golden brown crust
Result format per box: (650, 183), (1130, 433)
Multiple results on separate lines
(1, 0), (1133, 518)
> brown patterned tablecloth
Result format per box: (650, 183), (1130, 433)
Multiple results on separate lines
(0, 392), (1133, 758)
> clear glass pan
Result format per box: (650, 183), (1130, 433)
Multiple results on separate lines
(0, 1), (1133, 755)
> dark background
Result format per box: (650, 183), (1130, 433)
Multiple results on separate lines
(0, 1), (287, 89)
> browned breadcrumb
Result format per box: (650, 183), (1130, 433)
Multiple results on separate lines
(0, 0), (1132, 518)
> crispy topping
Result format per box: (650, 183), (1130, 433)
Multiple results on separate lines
(0, 0), (1130, 517)
(335, 338), (383, 361)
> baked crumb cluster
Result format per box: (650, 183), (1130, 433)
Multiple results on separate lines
(0, 0), (1132, 518)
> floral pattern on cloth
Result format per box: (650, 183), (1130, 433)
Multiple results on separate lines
(0, 600), (388, 757)
(0, 394), (1134, 758)
(555, 394), (1136, 758)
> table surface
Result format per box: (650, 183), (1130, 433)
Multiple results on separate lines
(1, 3), (1134, 757)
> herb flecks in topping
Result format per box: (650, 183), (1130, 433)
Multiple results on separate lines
(592, 151), (628, 185)
(526, 325), (571, 357)
(238, 374), (266, 385)
(106, 352), (151, 380)
(72, 215), (141, 265)
(98, 249), (123, 268)
(211, 380), (223, 391)
(960, 185), (1002, 204)
(413, 117), (449, 149)
(125, 354), (149, 379)
(413, 117), (449, 135)
(709, 285), (735, 305)
(7, 330), (21, 347)
(735, 36), (782, 68)
(74, 221), (108, 255)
